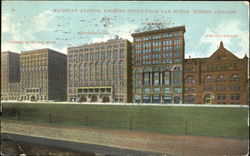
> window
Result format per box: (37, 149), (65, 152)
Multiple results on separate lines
(174, 87), (182, 93)
(173, 66), (182, 85)
(230, 84), (240, 91)
(217, 94), (226, 100)
(135, 88), (141, 93)
(231, 74), (240, 82)
(163, 33), (173, 38)
(144, 88), (150, 93)
(153, 72), (160, 85)
(163, 71), (170, 85)
(217, 75), (227, 82)
(163, 96), (172, 103)
(163, 87), (170, 93)
(236, 93), (240, 100)
(204, 75), (213, 83)
(163, 40), (172, 45)
(185, 87), (196, 92)
(143, 72), (150, 85)
(185, 75), (196, 83)
(216, 85), (227, 91)
(153, 88), (160, 93)
(217, 55), (226, 60)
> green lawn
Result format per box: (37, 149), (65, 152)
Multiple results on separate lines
(2, 102), (249, 139)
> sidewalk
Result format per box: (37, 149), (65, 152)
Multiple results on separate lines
(1, 122), (248, 156)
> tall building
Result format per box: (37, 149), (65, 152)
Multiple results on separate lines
(1, 51), (20, 101)
(131, 26), (186, 104)
(67, 38), (133, 103)
(20, 49), (67, 101)
(184, 42), (248, 104)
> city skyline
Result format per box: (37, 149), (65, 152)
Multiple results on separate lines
(2, 1), (249, 59)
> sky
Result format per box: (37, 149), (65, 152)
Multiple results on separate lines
(2, 1), (249, 58)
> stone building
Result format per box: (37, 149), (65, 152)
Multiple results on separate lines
(184, 42), (248, 104)
(67, 38), (133, 103)
(131, 26), (186, 104)
(1, 51), (20, 101)
(20, 48), (67, 101)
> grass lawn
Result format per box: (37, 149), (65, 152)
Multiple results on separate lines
(2, 102), (249, 139)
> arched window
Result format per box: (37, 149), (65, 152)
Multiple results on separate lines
(217, 75), (227, 82)
(231, 74), (240, 82)
(143, 68), (151, 86)
(173, 66), (181, 71)
(118, 60), (124, 70)
(162, 66), (171, 85)
(172, 66), (182, 85)
(152, 67), (160, 85)
(134, 69), (142, 86)
(204, 75), (213, 83)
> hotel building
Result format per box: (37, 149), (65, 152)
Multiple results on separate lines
(1, 51), (20, 101)
(131, 26), (186, 104)
(67, 38), (133, 103)
(20, 49), (67, 101)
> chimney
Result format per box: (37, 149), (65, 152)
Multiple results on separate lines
(219, 41), (224, 48)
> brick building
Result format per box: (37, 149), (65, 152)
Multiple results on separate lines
(184, 42), (248, 104)
(1, 51), (21, 101)
(131, 26), (186, 104)
(20, 49), (67, 101)
(67, 38), (133, 103)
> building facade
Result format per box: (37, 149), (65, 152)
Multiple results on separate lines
(131, 26), (186, 104)
(1, 51), (21, 101)
(184, 42), (248, 104)
(67, 38), (133, 103)
(20, 49), (67, 101)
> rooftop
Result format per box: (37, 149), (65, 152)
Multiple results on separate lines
(131, 25), (186, 37)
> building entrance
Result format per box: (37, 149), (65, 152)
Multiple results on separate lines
(204, 94), (212, 104)
(91, 95), (98, 102)
(30, 95), (37, 102)
(102, 96), (110, 103)
(79, 95), (87, 102)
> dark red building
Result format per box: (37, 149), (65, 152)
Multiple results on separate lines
(184, 42), (248, 104)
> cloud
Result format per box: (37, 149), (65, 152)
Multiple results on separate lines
(1, 11), (65, 53)
(32, 10), (56, 32)
(198, 19), (249, 58)
(91, 23), (139, 43)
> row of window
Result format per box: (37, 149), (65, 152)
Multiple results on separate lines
(135, 87), (182, 94)
(134, 95), (181, 104)
(134, 58), (182, 65)
(134, 52), (181, 61)
(134, 70), (182, 86)
(206, 64), (236, 71)
(217, 93), (241, 100)
(134, 46), (182, 54)
(135, 39), (182, 48)
(68, 81), (125, 88)
(184, 94), (242, 104)
(68, 43), (125, 53)
(185, 84), (241, 92)
(203, 74), (240, 82)
(185, 74), (241, 84)
(134, 32), (182, 42)
(68, 49), (125, 62)
(21, 53), (47, 59)
(68, 60), (124, 68)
